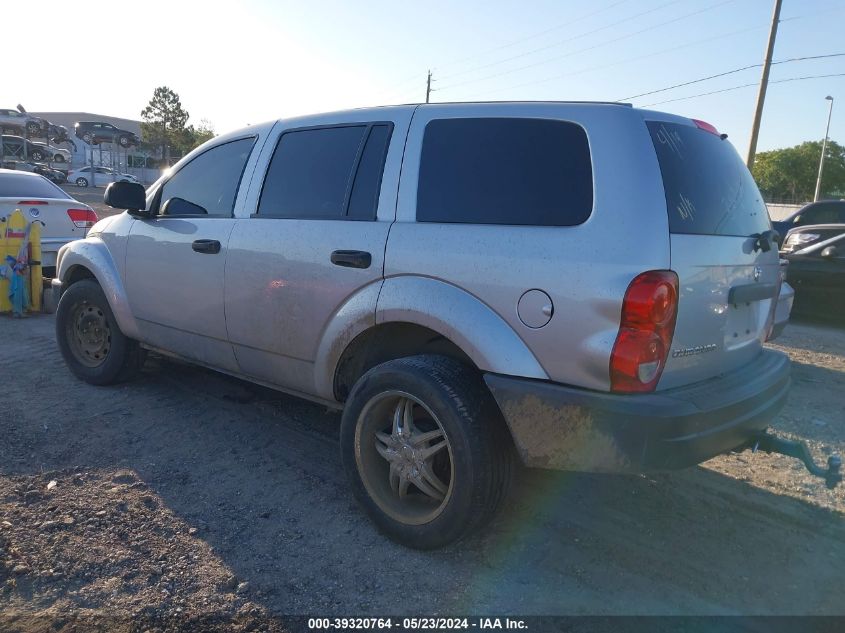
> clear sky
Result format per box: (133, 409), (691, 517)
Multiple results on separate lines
(6, 0), (843, 154)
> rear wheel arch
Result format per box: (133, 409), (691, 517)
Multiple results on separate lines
(333, 322), (477, 402)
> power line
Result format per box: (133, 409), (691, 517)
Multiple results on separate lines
(622, 53), (845, 101)
(432, 0), (633, 75)
(437, 0), (681, 83)
(461, 23), (764, 100)
(641, 72), (845, 108)
(437, 0), (736, 93)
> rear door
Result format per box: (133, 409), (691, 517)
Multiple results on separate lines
(646, 118), (779, 389)
(224, 116), (402, 398)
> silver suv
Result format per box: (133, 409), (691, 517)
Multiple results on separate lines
(53, 102), (799, 548)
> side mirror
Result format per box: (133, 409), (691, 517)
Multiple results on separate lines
(821, 246), (839, 258)
(104, 180), (146, 213)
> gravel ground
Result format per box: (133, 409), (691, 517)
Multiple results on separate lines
(0, 315), (843, 629)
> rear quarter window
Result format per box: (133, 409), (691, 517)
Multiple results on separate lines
(416, 117), (593, 226)
(647, 120), (769, 237)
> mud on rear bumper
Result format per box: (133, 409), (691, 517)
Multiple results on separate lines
(484, 349), (791, 473)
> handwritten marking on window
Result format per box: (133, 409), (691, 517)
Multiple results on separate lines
(677, 193), (695, 221)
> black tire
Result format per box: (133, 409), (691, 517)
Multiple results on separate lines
(26, 122), (40, 136)
(82, 132), (93, 144)
(56, 279), (145, 385)
(31, 150), (45, 161)
(340, 355), (513, 549)
(118, 135), (130, 147)
(75, 177), (88, 187)
(54, 154), (65, 163)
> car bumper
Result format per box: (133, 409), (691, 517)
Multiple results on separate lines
(484, 349), (790, 473)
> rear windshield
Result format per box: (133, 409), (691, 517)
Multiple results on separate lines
(0, 173), (66, 198)
(647, 121), (769, 237)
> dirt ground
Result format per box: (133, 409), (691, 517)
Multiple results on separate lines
(0, 314), (843, 628)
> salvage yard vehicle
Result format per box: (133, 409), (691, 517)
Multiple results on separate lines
(781, 223), (845, 320)
(32, 141), (72, 163)
(51, 102), (841, 549)
(74, 121), (140, 148)
(67, 166), (139, 188)
(0, 169), (96, 275)
(1, 134), (47, 161)
(772, 200), (845, 239)
(0, 108), (44, 136)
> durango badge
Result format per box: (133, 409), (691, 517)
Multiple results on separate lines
(672, 344), (718, 358)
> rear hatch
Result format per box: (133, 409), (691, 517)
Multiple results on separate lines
(0, 173), (95, 244)
(646, 118), (779, 390)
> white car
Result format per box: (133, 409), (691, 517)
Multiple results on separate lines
(67, 166), (139, 187)
(32, 141), (72, 163)
(0, 168), (97, 273)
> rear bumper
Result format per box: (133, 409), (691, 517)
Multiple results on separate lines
(484, 349), (791, 473)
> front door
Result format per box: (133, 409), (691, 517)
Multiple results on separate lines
(124, 136), (257, 371)
(225, 121), (397, 397)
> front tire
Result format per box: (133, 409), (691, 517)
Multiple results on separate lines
(340, 355), (512, 549)
(56, 279), (145, 385)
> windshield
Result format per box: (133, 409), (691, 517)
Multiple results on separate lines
(647, 120), (770, 237)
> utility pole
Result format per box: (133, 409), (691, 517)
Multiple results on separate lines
(746, 0), (783, 170)
(814, 96), (835, 202)
(426, 70), (432, 104)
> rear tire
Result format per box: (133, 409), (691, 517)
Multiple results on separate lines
(75, 177), (88, 187)
(31, 150), (44, 161)
(340, 355), (513, 549)
(56, 279), (145, 385)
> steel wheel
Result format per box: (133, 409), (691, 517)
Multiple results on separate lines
(65, 300), (112, 368)
(355, 391), (454, 525)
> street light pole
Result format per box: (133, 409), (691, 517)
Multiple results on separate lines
(814, 96), (835, 202)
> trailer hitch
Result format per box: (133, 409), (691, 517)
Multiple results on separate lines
(750, 430), (842, 489)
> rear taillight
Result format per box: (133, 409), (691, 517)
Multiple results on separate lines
(610, 270), (679, 393)
(67, 208), (98, 229)
(692, 119), (720, 136)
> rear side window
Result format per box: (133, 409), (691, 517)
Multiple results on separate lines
(0, 173), (65, 198)
(158, 137), (255, 217)
(416, 118), (593, 226)
(258, 123), (392, 220)
(647, 121), (769, 236)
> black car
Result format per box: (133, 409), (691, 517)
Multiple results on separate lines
(0, 134), (49, 161)
(74, 120), (140, 147)
(772, 200), (845, 241)
(782, 223), (845, 320)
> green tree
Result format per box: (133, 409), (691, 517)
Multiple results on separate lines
(140, 86), (190, 161)
(752, 140), (845, 202)
(170, 119), (216, 157)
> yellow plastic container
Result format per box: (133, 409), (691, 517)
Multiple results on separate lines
(0, 208), (43, 314)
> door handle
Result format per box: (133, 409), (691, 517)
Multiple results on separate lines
(192, 239), (221, 254)
(331, 250), (372, 269)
